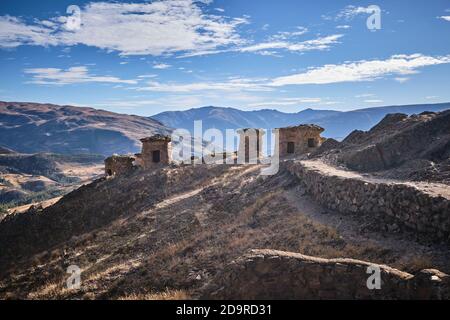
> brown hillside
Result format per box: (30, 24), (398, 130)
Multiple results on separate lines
(0, 101), (169, 155)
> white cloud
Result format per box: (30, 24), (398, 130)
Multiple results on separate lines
(24, 66), (137, 85)
(133, 53), (450, 92)
(138, 74), (158, 78)
(247, 97), (322, 107)
(336, 25), (351, 29)
(0, 0), (248, 56)
(355, 93), (375, 98)
(337, 5), (378, 20)
(438, 16), (450, 22)
(0, 16), (56, 48)
(136, 77), (271, 93)
(0, 1), (345, 59)
(394, 77), (410, 83)
(270, 54), (450, 86)
(215, 8), (225, 12)
(269, 27), (308, 40)
(364, 99), (383, 103)
(183, 34), (343, 57)
(240, 34), (342, 53)
(153, 63), (171, 69)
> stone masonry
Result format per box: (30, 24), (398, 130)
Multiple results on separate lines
(286, 160), (450, 242)
(136, 134), (172, 170)
(104, 155), (135, 176)
(203, 249), (450, 299)
(277, 124), (325, 158)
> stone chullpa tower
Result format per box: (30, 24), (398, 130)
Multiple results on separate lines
(135, 134), (172, 169)
(277, 125), (325, 158)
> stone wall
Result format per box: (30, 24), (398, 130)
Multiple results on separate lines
(285, 161), (450, 242)
(203, 249), (450, 299)
(104, 155), (135, 176)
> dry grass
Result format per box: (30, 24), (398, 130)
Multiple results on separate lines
(118, 289), (190, 300)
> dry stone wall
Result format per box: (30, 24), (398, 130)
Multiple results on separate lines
(286, 161), (450, 243)
(203, 249), (450, 300)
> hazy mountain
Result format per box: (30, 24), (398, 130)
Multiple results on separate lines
(0, 101), (169, 155)
(152, 103), (450, 140)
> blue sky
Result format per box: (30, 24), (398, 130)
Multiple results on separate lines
(0, 0), (450, 116)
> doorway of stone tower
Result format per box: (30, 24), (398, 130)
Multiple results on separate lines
(152, 150), (161, 163)
(287, 142), (295, 154)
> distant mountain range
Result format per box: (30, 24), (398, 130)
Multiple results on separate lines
(152, 103), (450, 140)
(2, 101), (449, 157)
(0, 101), (168, 155)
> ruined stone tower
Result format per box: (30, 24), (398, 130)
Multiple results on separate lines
(277, 124), (324, 158)
(136, 134), (172, 169)
(237, 128), (265, 163)
(104, 155), (135, 176)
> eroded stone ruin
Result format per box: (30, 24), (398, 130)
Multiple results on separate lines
(136, 134), (172, 169)
(105, 134), (172, 176)
(277, 124), (325, 158)
(104, 155), (135, 176)
(105, 125), (326, 174)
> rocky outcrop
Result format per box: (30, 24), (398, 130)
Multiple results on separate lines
(338, 110), (450, 173)
(203, 249), (450, 300)
(286, 160), (450, 242)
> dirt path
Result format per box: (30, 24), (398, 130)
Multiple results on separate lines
(282, 186), (450, 273)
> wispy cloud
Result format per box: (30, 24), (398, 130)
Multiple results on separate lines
(181, 34), (344, 57)
(246, 97), (322, 107)
(364, 99), (383, 103)
(336, 5), (378, 20)
(153, 63), (171, 69)
(394, 77), (410, 83)
(135, 54), (450, 91)
(24, 66), (137, 85)
(336, 25), (351, 29)
(0, 0), (248, 56)
(438, 16), (450, 22)
(136, 77), (271, 93)
(270, 54), (450, 86)
(239, 34), (343, 54)
(355, 93), (375, 98)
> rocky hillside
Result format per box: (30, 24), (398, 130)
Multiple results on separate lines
(152, 103), (450, 140)
(1, 161), (449, 299)
(0, 101), (169, 156)
(0, 151), (103, 212)
(314, 110), (450, 183)
(1, 111), (449, 300)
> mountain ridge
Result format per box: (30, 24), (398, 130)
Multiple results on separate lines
(152, 102), (450, 140)
(0, 101), (169, 156)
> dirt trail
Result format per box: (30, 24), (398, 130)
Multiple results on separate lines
(282, 188), (450, 273)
